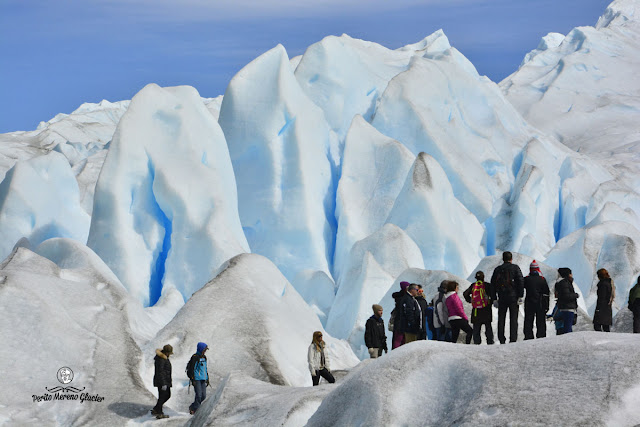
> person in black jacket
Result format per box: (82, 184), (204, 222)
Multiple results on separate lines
(593, 268), (615, 332)
(555, 267), (580, 334)
(490, 251), (524, 344)
(463, 271), (494, 345)
(391, 281), (410, 349)
(523, 260), (550, 340)
(364, 304), (388, 358)
(393, 283), (422, 345)
(415, 285), (429, 340)
(151, 344), (173, 419)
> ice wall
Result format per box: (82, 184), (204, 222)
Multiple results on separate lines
(219, 45), (335, 286)
(88, 84), (248, 306)
(0, 152), (90, 261)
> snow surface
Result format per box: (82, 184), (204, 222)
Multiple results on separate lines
(144, 253), (358, 393)
(307, 333), (640, 426)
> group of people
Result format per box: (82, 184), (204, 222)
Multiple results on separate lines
(150, 342), (210, 419)
(363, 251), (640, 357)
(151, 255), (640, 408)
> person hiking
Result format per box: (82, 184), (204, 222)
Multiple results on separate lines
(401, 284), (422, 343)
(308, 331), (335, 385)
(391, 281), (411, 349)
(432, 281), (452, 342)
(463, 271), (494, 345)
(187, 342), (210, 415)
(364, 304), (388, 358)
(555, 268), (579, 334)
(523, 260), (550, 339)
(490, 251), (524, 344)
(629, 276), (640, 333)
(593, 268), (615, 332)
(416, 285), (429, 340)
(445, 280), (473, 344)
(151, 344), (173, 419)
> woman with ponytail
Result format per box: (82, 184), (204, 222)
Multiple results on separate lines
(307, 331), (335, 386)
(593, 268), (615, 332)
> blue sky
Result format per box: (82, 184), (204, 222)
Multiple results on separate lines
(0, 0), (611, 133)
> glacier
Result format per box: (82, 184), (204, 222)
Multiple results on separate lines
(1, 0), (640, 425)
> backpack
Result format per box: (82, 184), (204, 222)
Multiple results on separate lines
(433, 292), (448, 328)
(471, 281), (489, 309)
(494, 266), (513, 291)
(388, 309), (395, 332)
(185, 353), (199, 380)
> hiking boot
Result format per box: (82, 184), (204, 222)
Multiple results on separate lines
(150, 409), (160, 416)
(189, 409), (196, 415)
(156, 414), (169, 419)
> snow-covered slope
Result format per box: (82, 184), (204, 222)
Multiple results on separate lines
(0, 247), (155, 425)
(307, 334), (640, 426)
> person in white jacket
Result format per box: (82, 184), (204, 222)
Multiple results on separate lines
(307, 331), (335, 386)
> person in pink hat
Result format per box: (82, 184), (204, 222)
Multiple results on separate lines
(523, 260), (550, 339)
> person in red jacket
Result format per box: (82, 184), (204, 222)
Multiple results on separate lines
(445, 281), (472, 344)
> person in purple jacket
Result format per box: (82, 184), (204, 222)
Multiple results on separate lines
(445, 281), (473, 344)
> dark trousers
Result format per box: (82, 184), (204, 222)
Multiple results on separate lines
(472, 321), (494, 344)
(634, 302), (640, 333)
(449, 319), (473, 344)
(557, 311), (575, 335)
(189, 380), (207, 413)
(524, 302), (547, 339)
(498, 302), (519, 343)
(312, 368), (335, 386)
(152, 387), (171, 414)
(435, 327), (452, 342)
(594, 324), (610, 332)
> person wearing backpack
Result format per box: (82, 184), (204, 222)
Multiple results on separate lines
(593, 268), (615, 332)
(523, 260), (550, 340)
(555, 268), (579, 334)
(463, 271), (494, 345)
(432, 281), (452, 342)
(151, 344), (173, 419)
(490, 251), (524, 344)
(628, 276), (640, 333)
(364, 304), (388, 358)
(445, 281), (473, 344)
(391, 281), (410, 349)
(187, 342), (210, 415)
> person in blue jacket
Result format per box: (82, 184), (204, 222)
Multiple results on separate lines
(188, 342), (210, 415)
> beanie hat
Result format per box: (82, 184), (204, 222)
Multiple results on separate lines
(558, 267), (572, 279)
(372, 304), (383, 313)
(400, 281), (410, 291)
(162, 344), (173, 355)
(530, 260), (543, 277)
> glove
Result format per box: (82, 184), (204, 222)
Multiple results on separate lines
(161, 385), (168, 391)
(384, 347), (388, 354)
(517, 298), (524, 305)
(206, 379), (210, 387)
(493, 300), (499, 308)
